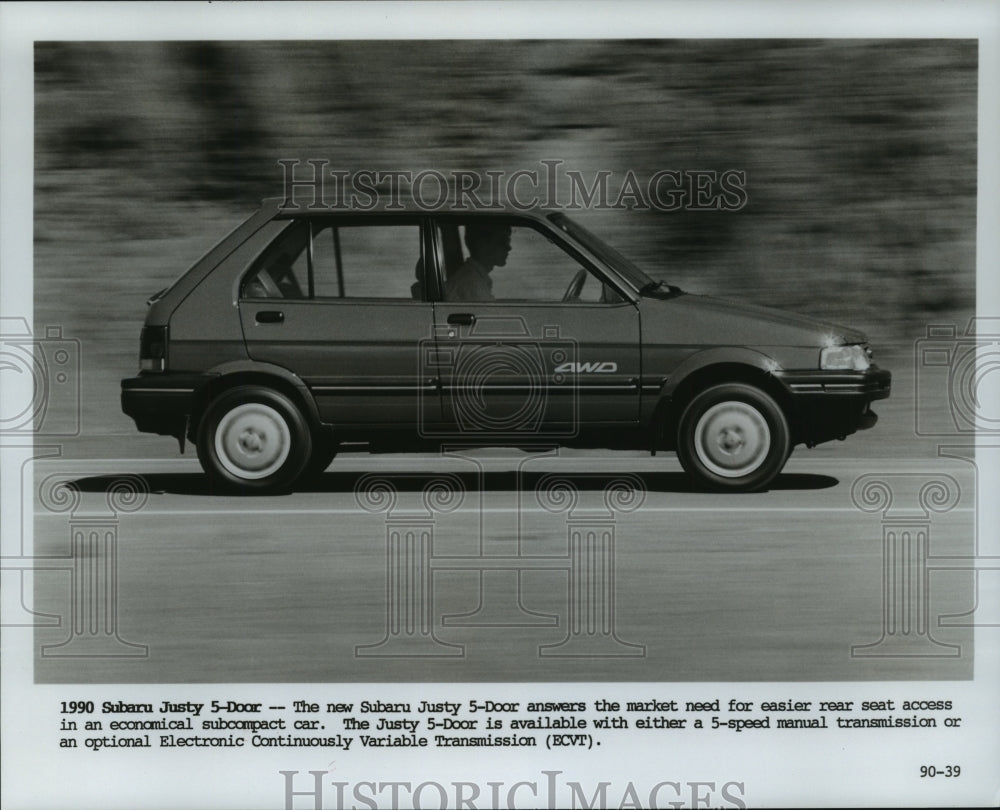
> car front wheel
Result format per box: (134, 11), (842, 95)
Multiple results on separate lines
(676, 383), (790, 492)
(197, 386), (312, 493)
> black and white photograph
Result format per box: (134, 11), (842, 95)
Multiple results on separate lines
(2, 2), (998, 808)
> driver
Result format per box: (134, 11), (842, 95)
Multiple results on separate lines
(444, 222), (512, 302)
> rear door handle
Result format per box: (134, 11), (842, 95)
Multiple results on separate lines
(447, 313), (475, 326)
(255, 310), (285, 324)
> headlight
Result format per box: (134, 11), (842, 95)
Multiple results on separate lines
(820, 344), (870, 371)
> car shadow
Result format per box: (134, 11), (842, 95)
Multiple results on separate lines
(64, 470), (840, 497)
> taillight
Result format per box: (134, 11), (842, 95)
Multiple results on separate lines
(140, 325), (168, 371)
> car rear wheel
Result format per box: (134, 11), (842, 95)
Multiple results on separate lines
(197, 386), (312, 493)
(676, 383), (790, 492)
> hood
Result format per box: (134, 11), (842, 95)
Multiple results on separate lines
(644, 292), (868, 346)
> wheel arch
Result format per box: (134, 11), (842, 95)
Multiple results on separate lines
(651, 353), (794, 449)
(188, 361), (323, 442)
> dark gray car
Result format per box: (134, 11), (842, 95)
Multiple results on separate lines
(122, 198), (891, 492)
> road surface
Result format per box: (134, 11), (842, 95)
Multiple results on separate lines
(28, 448), (975, 683)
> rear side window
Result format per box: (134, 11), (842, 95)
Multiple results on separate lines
(243, 219), (424, 301)
(243, 221), (310, 299)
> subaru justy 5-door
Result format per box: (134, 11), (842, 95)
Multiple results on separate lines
(122, 197), (891, 492)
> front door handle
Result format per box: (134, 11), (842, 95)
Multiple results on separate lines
(447, 313), (475, 326)
(255, 310), (285, 324)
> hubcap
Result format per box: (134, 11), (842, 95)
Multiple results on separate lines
(214, 403), (290, 480)
(693, 401), (771, 478)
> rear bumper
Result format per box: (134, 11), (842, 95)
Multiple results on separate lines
(776, 366), (891, 445)
(120, 373), (207, 438)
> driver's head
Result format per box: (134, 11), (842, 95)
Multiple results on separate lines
(464, 222), (512, 270)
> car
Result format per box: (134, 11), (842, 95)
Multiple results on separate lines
(121, 196), (891, 493)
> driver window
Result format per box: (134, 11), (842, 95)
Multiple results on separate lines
(444, 219), (614, 304)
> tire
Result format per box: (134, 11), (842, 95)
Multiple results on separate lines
(197, 386), (312, 493)
(676, 383), (790, 492)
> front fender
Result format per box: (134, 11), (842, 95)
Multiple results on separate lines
(657, 346), (779, 398)
(643, 347), (789, 446)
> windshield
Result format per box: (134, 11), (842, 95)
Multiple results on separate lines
(548, 212), (657, 291)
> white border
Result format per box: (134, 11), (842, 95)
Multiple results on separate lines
(2, 2), (999, 808)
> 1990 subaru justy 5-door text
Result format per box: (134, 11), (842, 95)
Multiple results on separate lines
(121, 197), (891, 493)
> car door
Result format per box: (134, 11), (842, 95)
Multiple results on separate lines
(426, 216), (641, 439)
(238, 215), (439, 426)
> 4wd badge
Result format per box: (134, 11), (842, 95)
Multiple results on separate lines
(554, 361), (618, 373)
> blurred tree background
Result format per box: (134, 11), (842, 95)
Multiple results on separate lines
(33, 40), (976, 439)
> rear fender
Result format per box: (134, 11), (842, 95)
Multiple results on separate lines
(188, 360), (322, 441)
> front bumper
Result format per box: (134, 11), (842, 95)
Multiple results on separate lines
(121, 373), (207, 439)
(776, 366), (891, 446)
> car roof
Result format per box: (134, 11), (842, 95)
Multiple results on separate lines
(270, 194), (553, 221)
